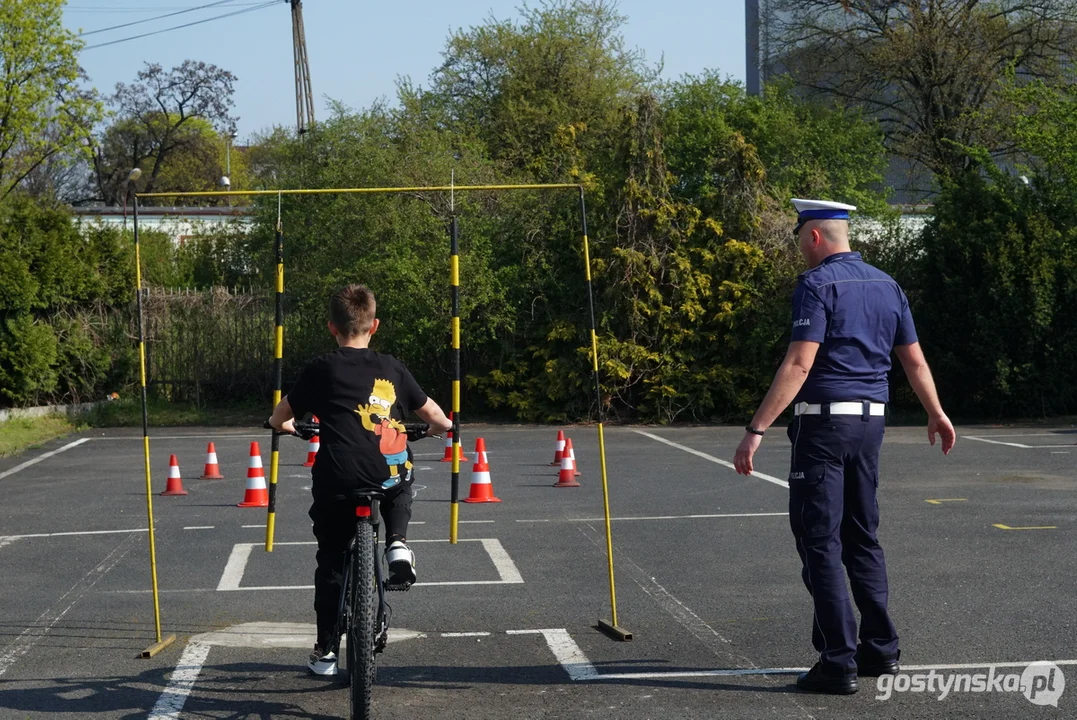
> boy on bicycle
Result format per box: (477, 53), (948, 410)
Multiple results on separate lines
(268, 284), (453, 676)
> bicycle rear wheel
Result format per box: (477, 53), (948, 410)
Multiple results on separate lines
(347, 521), (376, 719)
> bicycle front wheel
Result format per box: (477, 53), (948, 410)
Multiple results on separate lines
(348, 521), (376, 720)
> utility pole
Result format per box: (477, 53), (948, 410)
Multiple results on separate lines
(745, 0), (762, 96)
(291, 0), (316, 134)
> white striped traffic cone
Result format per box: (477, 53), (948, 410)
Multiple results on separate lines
(160, 454), (188, 496)
(200, 442), (224, 479)
(238, 442), (268, 507)
(463, 438), (500, 503)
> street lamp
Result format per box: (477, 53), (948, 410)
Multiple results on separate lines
(122, 167), (142, 237)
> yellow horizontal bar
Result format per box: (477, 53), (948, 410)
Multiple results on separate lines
(137, 183), (582, 199)
(993, 524), (1057, 531)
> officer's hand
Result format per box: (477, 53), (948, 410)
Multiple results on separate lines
(734, 433), (763, 475)
(281, 418), (297, 436)
(928, 413), (955, 455)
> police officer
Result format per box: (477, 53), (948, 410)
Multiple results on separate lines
(733, 198), (956, 694)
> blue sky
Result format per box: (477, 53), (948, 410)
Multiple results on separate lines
(66, 0), (746, 140)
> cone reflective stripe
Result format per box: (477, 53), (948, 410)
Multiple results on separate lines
(554, 438), (581, 487)
(160, 454), (188, 496)
(200, 442), (224, 479)
(550, 429), (566, 465)
(238, 442), (268, 507)
(463, 438), (500, 503)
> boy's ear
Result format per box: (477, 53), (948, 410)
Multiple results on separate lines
(327, 321), (339, 337)
(369, 318), (380, 336)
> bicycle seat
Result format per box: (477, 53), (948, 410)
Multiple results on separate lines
(347, 488), (386, 500)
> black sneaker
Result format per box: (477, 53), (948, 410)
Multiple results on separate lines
(385, 540), (416, 588)
(796, 662), (859, 695)
(307, 645), (337, 676)
(855, 646), (900, 677)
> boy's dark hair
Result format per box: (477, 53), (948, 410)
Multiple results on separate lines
(329, 284), (376, 337)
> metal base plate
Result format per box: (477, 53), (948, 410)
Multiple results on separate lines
(597, 620), (633, 641)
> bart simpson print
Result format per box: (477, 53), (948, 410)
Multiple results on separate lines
(355, 378), (412, 488)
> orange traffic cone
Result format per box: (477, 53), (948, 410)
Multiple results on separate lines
(199, 442), (224, 479)
(463, 438), (500, 503)
(303, 416), (320, 467)
(160, 454), (188, 496)
(439, 414), (469, 463)
(550, 429), (566, 466)
(568, 440), (581, 476)
(554, 438), (581, 488)
(238, 442), (268, 507)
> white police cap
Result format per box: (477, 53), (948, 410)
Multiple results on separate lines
(791, 198), (857, 221)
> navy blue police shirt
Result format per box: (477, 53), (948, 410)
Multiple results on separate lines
(790, 252), (917, 404)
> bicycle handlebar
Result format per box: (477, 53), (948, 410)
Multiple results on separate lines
(264, 419), (438, 442)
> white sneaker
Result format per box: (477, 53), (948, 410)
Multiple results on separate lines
(307, 647), (337, 676)
(385, 541), (417, 586)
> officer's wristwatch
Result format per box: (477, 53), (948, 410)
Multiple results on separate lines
(745, 426), (765, 436)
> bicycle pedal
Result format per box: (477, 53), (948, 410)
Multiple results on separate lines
(384, 581), (412, 592)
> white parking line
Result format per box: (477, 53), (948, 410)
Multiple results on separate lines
(630, 430), (788, 488)
(516, 512), (786, 523)
(441, 632), (491, 637)
(146, 641), (211, 720)
(184, 526), (215, 530)
(515, 627), (1077, 682)
(507, 629), (599, 681)
(216, 538), (524, 591)
(1, 528), (147, 540)
(0, 534), (136, 678)
(0, 438), (90, 481)
(964, 436), (1074, 449)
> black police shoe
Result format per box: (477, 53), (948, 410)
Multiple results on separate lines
(855, 646), (900, 677)
(796, 662), (859, 695)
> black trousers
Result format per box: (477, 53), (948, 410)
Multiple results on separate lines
(787, 413), (899, 673)
(308, 483), (413, 650)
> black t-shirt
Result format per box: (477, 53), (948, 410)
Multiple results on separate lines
(287, 347), (428, 498)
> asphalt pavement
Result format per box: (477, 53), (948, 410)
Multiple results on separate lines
(0, 423), (1073, 719)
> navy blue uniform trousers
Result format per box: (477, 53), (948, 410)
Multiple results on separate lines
(787, 413), (899, 672)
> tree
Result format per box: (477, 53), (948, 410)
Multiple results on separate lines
(0, 0), (103, 201)
(662, 73), (890, 251)
(427, 0), (656, 182)
(91, 60), (237, 204)
(763, 0), (1077, 180)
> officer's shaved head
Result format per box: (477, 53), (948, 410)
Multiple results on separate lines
(813, 219), (849, 244)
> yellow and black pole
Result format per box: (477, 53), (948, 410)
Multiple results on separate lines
(579, 188), (631, 641)
(132, 194), (176, 657)
(266, 202), (285, 552)
(449, 213), (461, 544)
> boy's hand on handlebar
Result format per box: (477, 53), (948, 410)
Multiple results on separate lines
(280, 419), (297, 436)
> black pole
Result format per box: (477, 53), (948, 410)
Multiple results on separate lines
(449, 214), (461, 543)
(266, 226), (285, 550)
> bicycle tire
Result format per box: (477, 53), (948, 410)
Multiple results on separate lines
(348, 521), (376, 719)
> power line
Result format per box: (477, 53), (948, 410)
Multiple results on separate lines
(80, 0), (254, 36)
(82, 1), (280, 50)
(68, 3), (265, 13)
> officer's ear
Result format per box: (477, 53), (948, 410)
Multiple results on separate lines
(810, 228), (823, 247)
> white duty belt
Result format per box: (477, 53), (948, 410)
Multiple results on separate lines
(794, 401), (885, 417)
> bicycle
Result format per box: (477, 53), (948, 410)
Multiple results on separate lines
(278, 418), (438, 719)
